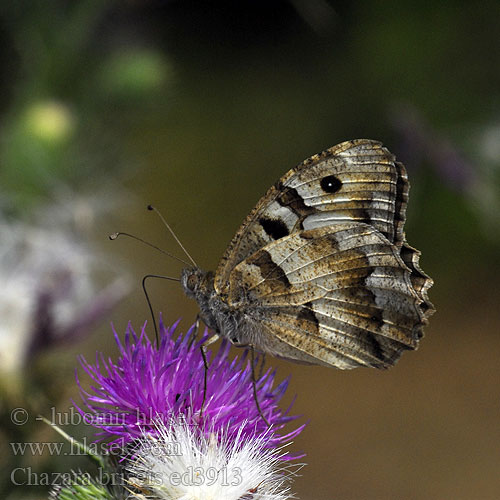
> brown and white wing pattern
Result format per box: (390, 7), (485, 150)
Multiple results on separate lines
(207, 139), (433, 368)
(227, 224), (430, 369)
(215, 139), (409, 295)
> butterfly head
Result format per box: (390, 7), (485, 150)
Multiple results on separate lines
(181, 267), (221, 332)
(180, 267), (213, 300)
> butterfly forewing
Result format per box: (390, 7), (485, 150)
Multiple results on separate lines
(215, 140), (409, 296)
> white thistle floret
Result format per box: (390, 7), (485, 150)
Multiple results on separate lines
(126, 419), (300, 500)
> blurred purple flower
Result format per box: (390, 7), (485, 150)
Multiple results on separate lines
(76, 319), (304, 461)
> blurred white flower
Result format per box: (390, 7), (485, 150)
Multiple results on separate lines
(126, 419), (300, 500)
(0, 196), (130, 395)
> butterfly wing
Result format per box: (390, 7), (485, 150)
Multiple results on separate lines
(227, 223), (430, 368)
(215, 139), (409, 296)
(212, 139), (433, 367)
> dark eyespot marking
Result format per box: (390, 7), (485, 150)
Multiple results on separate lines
(320, 175), (342, 193)
(259, 216), (289, 240)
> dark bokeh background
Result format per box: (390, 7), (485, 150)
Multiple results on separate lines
(1, 1), (500, 498)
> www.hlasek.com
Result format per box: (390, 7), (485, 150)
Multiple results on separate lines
(10, 436), (182, 457)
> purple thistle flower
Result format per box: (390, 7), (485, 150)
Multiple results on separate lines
(76, 318), (305, 460)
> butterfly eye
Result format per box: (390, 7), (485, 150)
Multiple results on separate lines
(320, 175), (342, 193)
(186, 274), (198, 291)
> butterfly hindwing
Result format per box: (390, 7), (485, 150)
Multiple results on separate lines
(226, 223), (427, 368)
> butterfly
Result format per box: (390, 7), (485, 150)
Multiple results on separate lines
(181, 139), (434, 369)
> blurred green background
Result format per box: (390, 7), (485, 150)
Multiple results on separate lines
(1, 1), (500, 498)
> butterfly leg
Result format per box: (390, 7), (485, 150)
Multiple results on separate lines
(258, 353), (266, 379)
(187, 313), (201, 347)
(250, 346), (270, 428)
(198, 325), (220, 418)
(229, 340), (270, 426)
(199, 344), (209, 416)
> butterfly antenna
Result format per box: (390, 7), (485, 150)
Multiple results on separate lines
(109, 232), (191, 267)
(147, 205), (198, 267)
(142, 274), (180, 346)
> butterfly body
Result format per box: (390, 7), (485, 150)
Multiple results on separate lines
(181, 139), (434, 370)
(181, 266), (325, 364)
